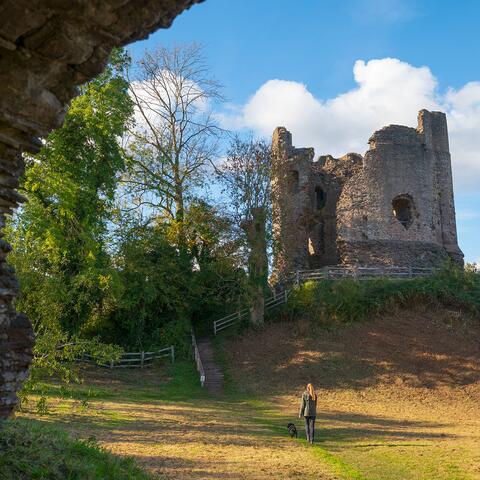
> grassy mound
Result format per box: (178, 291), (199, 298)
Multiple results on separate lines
(282, 264), (480, 325)
(218, 307), (480, 480)
(0, 418), (154, 480)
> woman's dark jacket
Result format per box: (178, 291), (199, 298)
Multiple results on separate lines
(299, 391), (317, 417)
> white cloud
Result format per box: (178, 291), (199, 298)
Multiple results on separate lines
(219, 58), (480, 191)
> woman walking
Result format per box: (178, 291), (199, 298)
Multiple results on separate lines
(299, 383), (317, 444)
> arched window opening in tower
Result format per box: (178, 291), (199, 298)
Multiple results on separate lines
(315, 186), (326, 210)
(392, 195), (414, 229)
(289, 170), (299, 194)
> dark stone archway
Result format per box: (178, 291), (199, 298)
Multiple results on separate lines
(0, 0), (202, 419)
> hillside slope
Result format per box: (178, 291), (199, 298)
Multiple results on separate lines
(219, 308), (480, 480)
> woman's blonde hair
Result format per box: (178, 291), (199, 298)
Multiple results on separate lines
(307, 383), (316, 401)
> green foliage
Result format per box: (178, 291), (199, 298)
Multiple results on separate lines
(102, 201), (246, 347)
(0, 419), (153, 480)
(5, 50), (132, 402)
(18, 333), (122, 411)
(218, 137), (271, 304)
(8, 48), (133, 336)
(100, 222), (193, 352)
(184, 200), (248, 332)
(4, 46), (247, 407)
(285, 264), (480, 326)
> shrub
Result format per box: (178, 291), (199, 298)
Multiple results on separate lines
(283, 264), (480, 326)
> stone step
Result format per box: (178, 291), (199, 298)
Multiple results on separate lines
(197, 336), (224, 395)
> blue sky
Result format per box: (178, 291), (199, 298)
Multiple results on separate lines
(128, 0), (480, 263)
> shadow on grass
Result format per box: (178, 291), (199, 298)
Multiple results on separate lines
(35, 388), (455, 452)
(215, 310), (480, 395)
(33, 361), (211, 405)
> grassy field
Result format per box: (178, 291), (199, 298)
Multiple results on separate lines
(0, 417), (152, 480)
(15, 362), (346, 480)
(218, 307), (480, 480)
(9, 299), (480, 479)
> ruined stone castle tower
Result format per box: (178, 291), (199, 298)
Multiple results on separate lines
(271, 109), (464, 281)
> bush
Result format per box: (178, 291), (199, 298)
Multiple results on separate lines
(284, 264), (480, 326)
(0, 419), (154, 480)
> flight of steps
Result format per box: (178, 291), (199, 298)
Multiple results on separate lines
(196, 337), (224, 395)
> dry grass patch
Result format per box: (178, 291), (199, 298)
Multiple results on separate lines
(219, 309), (480, 480)
(18, 363), (340, 480)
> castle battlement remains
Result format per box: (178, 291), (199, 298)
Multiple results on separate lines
(271, 109), (464, 282)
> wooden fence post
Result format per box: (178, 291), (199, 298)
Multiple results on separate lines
(110, 359), (113, 369)
(295, 270), (300, 286)
(141, 351), (144, 369)
(171, 346), (175, 363)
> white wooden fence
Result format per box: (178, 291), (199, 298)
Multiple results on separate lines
(213, 307), (249, 335)
(213, 265), (435, 335)
(79, 345), (175, 368)
(191, 330), (206, 387)
(297, 266), (434, 282)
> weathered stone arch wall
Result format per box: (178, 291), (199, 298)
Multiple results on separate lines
(0, 0), (202, 420)
(337, 110), (463, 266)
(271, 109), (464, 280)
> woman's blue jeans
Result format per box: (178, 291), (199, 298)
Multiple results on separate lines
(304, 416), (315, 443)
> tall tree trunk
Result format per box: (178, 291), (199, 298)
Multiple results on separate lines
(242, 207), (268, 326)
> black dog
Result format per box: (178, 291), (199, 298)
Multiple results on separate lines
(287, 422), (298, 438)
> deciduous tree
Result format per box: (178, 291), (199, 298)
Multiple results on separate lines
(217, 136), (271, 325)
(124, 44), (223, 248)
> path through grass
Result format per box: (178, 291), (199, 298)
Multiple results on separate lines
(18, 363), (345, 480)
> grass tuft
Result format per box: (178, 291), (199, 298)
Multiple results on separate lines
(0, 418), (155, 480)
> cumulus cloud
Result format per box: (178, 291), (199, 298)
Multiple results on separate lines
(218, 58), (480, 190)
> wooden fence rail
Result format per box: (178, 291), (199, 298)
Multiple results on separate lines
(79, 345), (175, 369)
(213, 265), (435, 335)
(295, 266), (435, 283)
(191, 330), (205, 387)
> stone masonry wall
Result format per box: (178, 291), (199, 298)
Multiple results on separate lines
(271, 127), (314, 283)
(271, 110), (464, 281)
